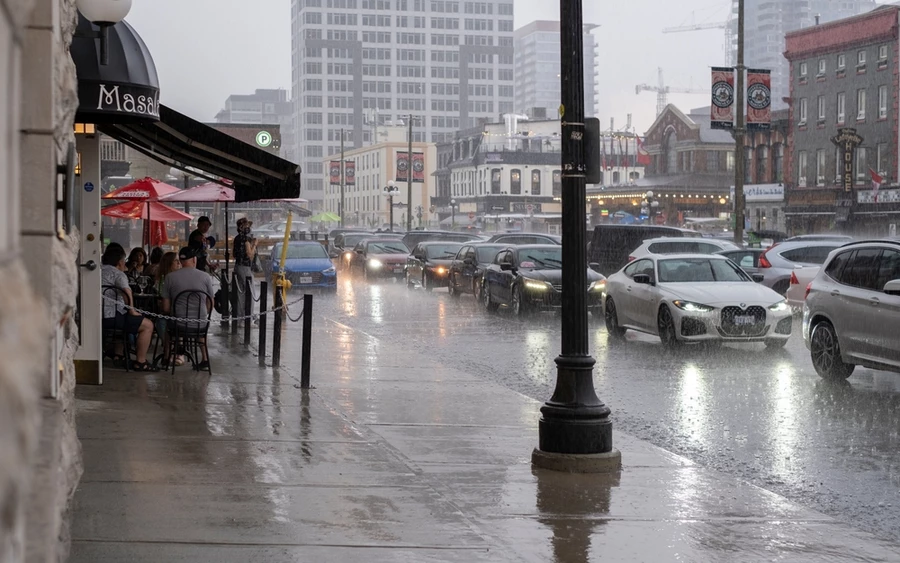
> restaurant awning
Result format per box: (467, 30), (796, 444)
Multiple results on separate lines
(99, 106), (301, 203)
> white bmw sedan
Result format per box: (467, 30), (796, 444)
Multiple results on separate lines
(603, 254), (793, 349)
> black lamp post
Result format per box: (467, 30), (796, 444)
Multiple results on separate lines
(76, 0), (133, 66)
(641, 190), (659, 224)
(384, 181), (399, 232)
(450, 198), (457, 228)
(533, 0), (620, 471)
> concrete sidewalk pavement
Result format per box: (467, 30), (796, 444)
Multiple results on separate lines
(70, 318), (900, 562)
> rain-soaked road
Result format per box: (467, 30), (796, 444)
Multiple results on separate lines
(296, 275), (900, 543)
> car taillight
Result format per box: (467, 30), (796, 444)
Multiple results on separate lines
(790, 271), (800, 285)
(805, 282), (812, 300)
(759, 252), (773, 268)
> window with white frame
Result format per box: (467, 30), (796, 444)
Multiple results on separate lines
(799, 62), (808, 77)
(878, 143), (889, 175)
(879, 45), (888, 60)
(837, 92), (846, 123)
(816, 149), (826, 186)
(856, 147), (868, 180)
(798, 150), (808, 186)
(858, 50), (866, 65)
(857, 89), (866, 120)
(817, 95), (825, 120)
(879, 85), (888, 119)
(799, 97), (808, 123)
(837, 53), (846, 69)
(818, 59), (826, 75)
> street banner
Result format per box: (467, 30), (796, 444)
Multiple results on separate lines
(870, 168), (883, 202)
(412, 152), (425, 183)
(396, 151), (409, 182)
(329, 161), (341, 185)
(636, 136), (651, 166)
(345, 161), (356, 186)
(710, 66), (735, 130)
(747, 68), (772, 130)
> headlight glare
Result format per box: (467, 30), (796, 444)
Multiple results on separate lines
(524, 279), (550, 291)
(589, 280), (606, 292)
(769, 300), (789, 311)
(368, 259), (383, 269)
(672, 300), (714, 312)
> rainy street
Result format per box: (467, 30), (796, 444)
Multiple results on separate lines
(299, 275), (900, 544)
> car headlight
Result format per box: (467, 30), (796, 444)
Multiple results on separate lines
(343, 252), (353, 260)
(589, 280), (606, 292)
(672, 300), (714, 312)
(524, 279), (551, 291)
(368, 259), (383, 269)
(322, 266), (336, 275)
(431, 266), (447, 275)
(769, 300), (789, 312)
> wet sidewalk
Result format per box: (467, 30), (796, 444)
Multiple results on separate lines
(70, 318), (900, 562)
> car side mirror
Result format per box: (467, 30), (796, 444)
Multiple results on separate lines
(500, 262), (515, 271)
(884, 279), (900, 295)
(751, 273), (765, 283)
(328, 250), (339, 259)
(464, 257), (475, 265)
(589, 262), (601, 272)
(633, 274), (652, 285)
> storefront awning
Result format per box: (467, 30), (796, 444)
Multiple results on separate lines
(99, 105), (301, 202)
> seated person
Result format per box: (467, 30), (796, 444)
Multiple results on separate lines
(125, 247), (148, 283)
(162, 246), (215, 370)
(100, 246), (156, 371)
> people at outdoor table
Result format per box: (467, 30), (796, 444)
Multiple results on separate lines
(125, 247), (147, 282)
(100, 245), (156, 371)
(162, 246), (215, 370)
(154, 251), (185, 367)
(189, 216), (218, 274)
(232, 217), (258, 321)
(144, 246), (163, 278)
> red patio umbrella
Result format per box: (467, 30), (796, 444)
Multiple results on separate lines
(102, 177), (181, 201)
(102, 201), (193, 247)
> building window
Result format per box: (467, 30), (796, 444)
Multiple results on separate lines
(857, 89), (866, 120)
(510, 169), (521, 194)
(837, 54), (846, 69)
(816, 149), (826, 186)
(707, 151), (719, 172)
(817, 59), (826, 75)
(744, 147), (752, 184)
(726, 152), (735, 172)
(799, 97), (807, 124)
(798, 150), (808, 187)
(817, 95), (825, 121)
(799, 62), (808, 77)
(879, 45), (888, 60)
(531, 170), (541, 195)
(856, 147), (868, 180)
(774, 144), (784, 183)
(879, 85), (888, 119)
(877, 143), (889, 176)
(837, 92), (846, 123)
(490, 168), (501, 194)
(664, 130), (677, 172)
(756, 146), (768, 183)
(552, 170), (562, 197)
(858, 50), (866, 65)
(835, 146), (842, 184)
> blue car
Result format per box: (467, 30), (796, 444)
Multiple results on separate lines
(270, 241), (337, 291)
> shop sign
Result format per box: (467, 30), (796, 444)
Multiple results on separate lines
(79, 82), (160, 120)
(730, 184), (784, 202)
(859, 189), (900, 204)
(831, 128), (864, 192)
(512, 202), (542, 213)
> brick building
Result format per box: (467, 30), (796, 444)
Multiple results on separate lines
(784, 5), (900, 235)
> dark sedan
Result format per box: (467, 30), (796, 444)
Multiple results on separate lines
(348, 238), (410, 280)
(481, 245), (607, 316)
(406, 241), (465, 291)
(448, 243), (507, 298)
(485, 232), (561, 245)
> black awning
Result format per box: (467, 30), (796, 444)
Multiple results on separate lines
(100, 105), (301, 202)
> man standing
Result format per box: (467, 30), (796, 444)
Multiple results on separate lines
(188, 216), (218, 274)
(162, 246), (215, 370)
(232, 217), (258, 321)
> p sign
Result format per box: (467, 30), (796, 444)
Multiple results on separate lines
(255, 130), (273, 148)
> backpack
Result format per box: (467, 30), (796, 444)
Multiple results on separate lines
(213, 289), (225, 315)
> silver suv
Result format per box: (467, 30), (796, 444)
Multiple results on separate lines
(803, 239), (900, 379)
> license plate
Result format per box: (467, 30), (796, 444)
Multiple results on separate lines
(299, 277), (313, 284)
(393, 266), (404, 273)
(733, 315), (755, 325)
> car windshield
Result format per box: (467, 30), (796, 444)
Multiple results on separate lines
(343, 234), (370, 247)
(369, 241), (408, 254)
(425, 244), (463, 259)
(657, 258), (751, 283)
(518, 248), (563, 270)
(278, 244), (328, 259)
(476, 245), (506, 263)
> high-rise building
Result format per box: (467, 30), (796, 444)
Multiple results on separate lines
(734, 0), (875, 105)
(290, 0), (516, 210)
(513, 20), (598, 119)
(215, 89), (297, 163)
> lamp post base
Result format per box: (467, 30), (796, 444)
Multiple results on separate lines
(532, 448), (621, 473)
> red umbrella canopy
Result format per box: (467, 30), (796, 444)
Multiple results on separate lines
(102, 177), (181, 201)
(101, 201), (194, 221)
(160, 181), (235, 203)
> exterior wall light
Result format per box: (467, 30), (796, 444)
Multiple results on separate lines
(76, 0), (133, 65)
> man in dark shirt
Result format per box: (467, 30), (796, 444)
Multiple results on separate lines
(232, 218), (258, 320)
(188, 216), (218, 273)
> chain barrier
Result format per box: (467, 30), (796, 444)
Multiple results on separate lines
(100, 294), (305, 324)
(285, 305), (304, 323)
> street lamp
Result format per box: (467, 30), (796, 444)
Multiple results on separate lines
(384, 180), (399, 232)
(76, 0), (132, 65)
(450, 198), (457, 228)
(641, 190), (659, 224)
(532, 0), (620, 473)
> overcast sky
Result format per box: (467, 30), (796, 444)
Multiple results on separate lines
(127, 0), (734, 133)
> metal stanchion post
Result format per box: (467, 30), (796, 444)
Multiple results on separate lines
(244, 276), (252, 345)
(230, 274), (239, 334)
(272, 284), (283, 367)
(301, 294), (313, 388)
(258, 281), (268, 366)
(220, 273), (230, 329)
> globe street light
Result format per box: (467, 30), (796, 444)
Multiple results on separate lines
(641, 190), (659, 224)
(76, 0), (132, 65)
(384, 180), (399, 232)
(450, 198), (457, 228)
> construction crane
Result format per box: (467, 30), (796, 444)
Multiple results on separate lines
(663, 9), (734, 66)
(635, 68), (707, 117)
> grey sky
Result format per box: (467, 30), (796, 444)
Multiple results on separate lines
(127, 0), (730, 134)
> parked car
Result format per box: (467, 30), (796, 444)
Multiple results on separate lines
(348, 238), (410, 280)
(603, 254), (792, 349)
(447, 243), (508, 298)
(401, 230), (481, 250)
(254, 221), (308, 240)
(803, 239), (900, 380)
(406, 241), (465, 291)
(268, 241), (337, 292)
(333, 231), (378, 269)
(485, 232), (562, 245)
(786, 234), (854, 242)
(716, 248), (791, 295)
(481, 245), (606, 316)
(757, 240), (845, 309)
(587, 224), (701, 276)
(628, 237), (740, 261)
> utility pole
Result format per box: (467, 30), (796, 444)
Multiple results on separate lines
(407, 116), (414, 232)
(340, 128), (346, 228)
(733, 0), (745, 245)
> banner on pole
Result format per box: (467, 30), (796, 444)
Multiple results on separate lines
(747, 68), (772, 130)
(345, 161), (356, 185)
(329, 161), (341, 185)
(710, 66), (735, 130)
(396, 151), (409, 182)
(411, 153), (425, 183)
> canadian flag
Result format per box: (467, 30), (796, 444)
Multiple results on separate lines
(636, 136), (651, 166)
(870, 168), (883, 203)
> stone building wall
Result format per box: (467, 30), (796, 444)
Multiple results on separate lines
(0, 0), (82, 561)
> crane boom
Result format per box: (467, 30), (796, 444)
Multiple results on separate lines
(663, 21), (727, 33)
(635, 68), (706, 116)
